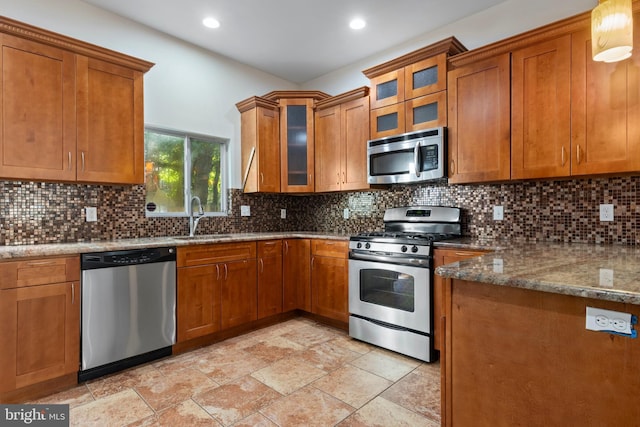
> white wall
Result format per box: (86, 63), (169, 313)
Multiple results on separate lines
(0, 0), (596, 187)
(303, 0), (596, 94)
(0, 0), (297, 189)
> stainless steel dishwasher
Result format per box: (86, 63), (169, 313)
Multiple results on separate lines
(79, 247), (176, 382)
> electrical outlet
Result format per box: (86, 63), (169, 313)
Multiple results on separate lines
(280, 209), (286, 219)
(600, 204), (614, 222)
(586, 306), (635, 335)
(240, 205), (250, 217)
(493, 205), (504, 221)
(85, 207), (97, 222)
(343, 208), (350, 219)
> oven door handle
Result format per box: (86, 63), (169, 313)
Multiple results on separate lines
(349, 252), (430, 267)
(414, 141), (421, 177)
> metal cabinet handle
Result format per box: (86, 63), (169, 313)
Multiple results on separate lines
(216, 264), (220, 281)
(260, 172), (264, 183)
(284, 241), (289, 254)
(68, 152), (72, 171)
(336, 172), (340, 185)
(259, 258), (264, 273)
(81, 151), (85, 172)
(71, 283), (75, 305)
(414, 141), (421, 177)
(450, 160), (455, 175)
(311, 256), (315, 269)
(224, 263), (228, 280)
(561, 146), (566, 166)
(576, 145), (582, 165)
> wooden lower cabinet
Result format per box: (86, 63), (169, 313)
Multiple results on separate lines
(444, 279), (640, 426)
(0, 256), (80, 402)
(283, 239), (311, 312)
(177, 242), (257, 342)
(310, 240), (349, 323)
(257, 240), (283, 319)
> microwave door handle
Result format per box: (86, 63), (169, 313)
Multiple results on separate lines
(414, 141), (421, 177)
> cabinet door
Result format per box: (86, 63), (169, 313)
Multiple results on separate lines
(571, 22), (640, 175)
(0, 34), (76, 181)
(240, 104), (280, 193)
(76, 56), (145, 184)
(404, 54), (447, 100)
(370, 103), (406, 139)
(370, 69), (405, 109)
(257, 240), (283, 319)
(0, 282), (79, 393)
(448, 53), (511, 184)
(315, 105), (342, 192)
(405, 92), (447, 133)
(176, 265), (220, 342)
(283, 239), (311, 312)
(341, 96), (370, 191)
(511, 36), (571, 179)
(280, 98), (315, 193)
(221, 259), (257, 329)
(311, 255), (348, 323)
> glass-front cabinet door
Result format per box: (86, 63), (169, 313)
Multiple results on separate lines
(280, 98), (315, 193)
(404, 54), (447, 100)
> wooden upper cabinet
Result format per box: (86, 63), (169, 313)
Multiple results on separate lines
(404, 53), (448, 100)
(315, 87), (370, 192)
(447, 53), (511, 184)
(571, 14), (640, 176)
(0, 34), (76, 182)
(76, 56), (145, 184)
(511, 35), (572, 180)
(279, 97), (316, 193)
(369, 69), (405, 109)
(236, 97), (280, 193)
(0, 17), (153, 185)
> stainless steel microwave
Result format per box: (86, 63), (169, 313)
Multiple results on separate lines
(367, 127), (445, 184)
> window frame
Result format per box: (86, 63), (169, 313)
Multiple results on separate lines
(144, 125), (229, 218)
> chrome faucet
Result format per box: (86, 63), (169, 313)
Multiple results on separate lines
(188, 196), (205, 237)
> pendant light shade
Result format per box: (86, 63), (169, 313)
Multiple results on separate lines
(592, 0), (634, 62)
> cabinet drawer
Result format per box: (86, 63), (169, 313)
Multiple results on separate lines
(0, 256), (80, 289)
(311, 240), (348, 258)
(258, 240), (282, 257)
(178, 242), (257, 267)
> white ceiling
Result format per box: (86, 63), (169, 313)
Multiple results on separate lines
(81, 0), (507, 83)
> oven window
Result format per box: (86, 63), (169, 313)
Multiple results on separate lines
(359, 269), (415, 312)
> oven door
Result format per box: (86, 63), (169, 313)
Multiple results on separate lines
(348, 258), (431, 334)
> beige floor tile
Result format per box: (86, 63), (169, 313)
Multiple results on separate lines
(194, 348), (269, 384)
(70, 389), (153, 426)
(412, 360), (441, 379)
(260, 386), (354, 427)
(194, 375), (282, 426)
(337, 396), (439, 427)
(296, 339), (362, 372)
(243, 335), (306, 363)
(33, 384), (95, 408)
(280, 322), (345, 348)
(128, 399), (222, 427)
(251, 357), (327, 395)
(231, 412), (279, 427)
(313, 365), (392, 408)
(331, 335), (376, 355)
(85, 364), (159, 399)
(381, 371), (440, 422)
(134, 367), (218, 411)
(349, 349), (420, 381)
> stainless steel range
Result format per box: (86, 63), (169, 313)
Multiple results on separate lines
(348, 206), (462, 362)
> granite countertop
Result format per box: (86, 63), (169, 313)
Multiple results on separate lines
(435, 242), (640, 305)
(0, 232), (350, 260)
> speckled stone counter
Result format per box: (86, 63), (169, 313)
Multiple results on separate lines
(435, 242), (640, 305)
(0, 232), (350, 260)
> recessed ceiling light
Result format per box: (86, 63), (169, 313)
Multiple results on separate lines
(202, 17), (220, 29)
(349, 18), (366, 30)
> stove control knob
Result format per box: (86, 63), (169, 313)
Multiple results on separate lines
(411, 246), (419, 253)
(365, 243), (371, 249)
(357, 242), (362, 249)
(401, 245), (408, 253)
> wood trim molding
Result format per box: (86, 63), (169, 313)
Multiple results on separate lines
(449, 1), (640, 68)
(315, 86), (369, 109)
(362, 36), (467, 78)
(261, 90), (331, 102)
(0, 16), (154, 72)
(235, 96), (280, 113)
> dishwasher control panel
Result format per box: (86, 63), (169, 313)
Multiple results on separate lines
(81, 247), (176, 270)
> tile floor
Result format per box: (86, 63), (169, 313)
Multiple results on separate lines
(36, 318), (441, 426)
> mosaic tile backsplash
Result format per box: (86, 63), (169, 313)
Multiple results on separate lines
(1, 176), (639, 246)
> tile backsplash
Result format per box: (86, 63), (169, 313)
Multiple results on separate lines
(1, 176), (639, 246)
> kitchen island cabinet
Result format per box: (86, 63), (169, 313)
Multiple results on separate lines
(0, 256), (80, 403)
(310, 239), (349, 324)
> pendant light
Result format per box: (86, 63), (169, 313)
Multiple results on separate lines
(592, 0), (634, 62)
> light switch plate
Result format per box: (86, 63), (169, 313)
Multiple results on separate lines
(281, 209), (286, 219)
(493, 206), (504, 221)
(85, 207), (97, 222)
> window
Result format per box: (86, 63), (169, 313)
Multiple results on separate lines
(144, 127), (228, 216)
